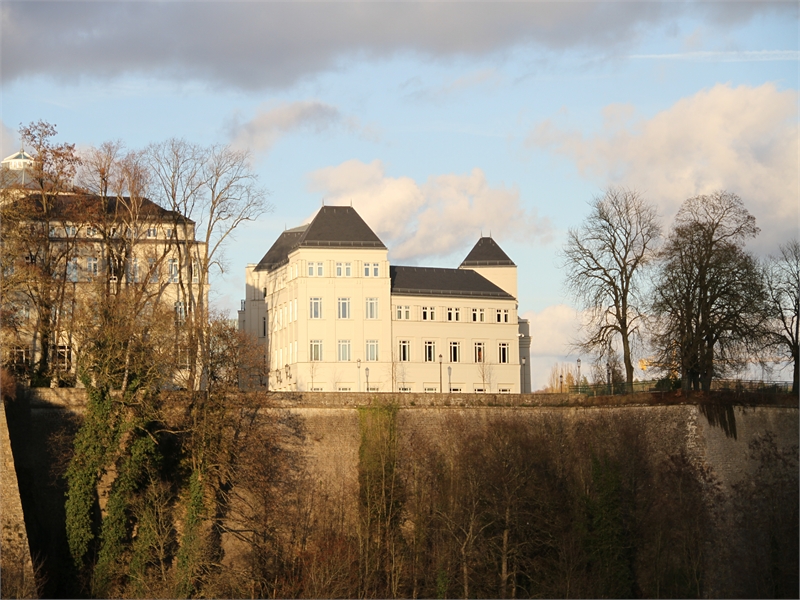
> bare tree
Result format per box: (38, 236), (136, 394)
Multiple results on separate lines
(651, 191), (764, 391)
(763, 239), (800, 393)
(562, 187), (661, 391)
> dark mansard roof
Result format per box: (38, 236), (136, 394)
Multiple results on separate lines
(255, 205), (385, 272)
(390, 266), (513, 300)
(460, 236), (515, 267)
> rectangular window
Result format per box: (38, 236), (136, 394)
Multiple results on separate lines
(86, 257), (98, 280)
(86, 226), (97, 237)
(147, 258), (158, 283)
(165, 229), (173, 239)
(366, 340), (378, 361)
(503, 309), (509, 323)
(498, 342), (510, 364)
(424, 341), (436, 363)
(337, 297), (351, 319)
(168, 259), (179, 283)
(67, 258), (78, 283)
(474, 342), (485, 363)
(449, 341), (461, 363)
(335, 262), (352, 277)
(175, 301), (186, 325)
(310, 340), (323, 361)
(399, 386), (412, 393)
(126, 257), (139, 283)
(472, 308), (485, 322)
(474, 387), (485, 393)
(447, 308), (460, 321)
(52, 345), (71, 369)
(261, 316), (266, 337)
(65, 225), (77, 237)
(336, 262), (343, 277)
(146, 227), (157, 238)
(364, 262), (379, 277)
(398, 340), (410, 362)
(365, 298), (378, 319)
(422, 306), (435, 321)
(497, 309), (509, 323)
(192, 260), (200, 283)
(338, 340), (351, 362)
(424, 386), (438, 393)
(308, 262), (323, 277)
(309, 297), (322, 319)
(345, 262), (351, 277)
(395, 305), (410, 320)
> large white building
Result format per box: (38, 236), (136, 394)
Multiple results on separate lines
(239, 206), (532, 393)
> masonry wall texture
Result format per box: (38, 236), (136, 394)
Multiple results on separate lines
(1, 398), (38, 598)
(8, 388), (799, 598)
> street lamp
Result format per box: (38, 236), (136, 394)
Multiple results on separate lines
(521, 357), (527, 393)
(606, 362), (612, 395)
(447, 366), (452, 393)
(357, 358), (361, 392)
(365, 367), (370, 391)
(559, 373), (563, 394)
(439, 354), (443, 393)
(577, 358), (581, 392)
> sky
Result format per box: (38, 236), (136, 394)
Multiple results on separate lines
(2, 0), (798, 389)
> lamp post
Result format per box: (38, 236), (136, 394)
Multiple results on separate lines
(577, 358), (581, 392)
(559, 374), (563, 394)
(365, 367), (370, 392)
(521, 356), (527, 393)
(439, 353), (443, 393)
(357, 358), (361, 392)
(447, 366), (452, 393)
(606, 362), (612, 395)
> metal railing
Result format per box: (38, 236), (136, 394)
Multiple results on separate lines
(569, 378), (794, 396)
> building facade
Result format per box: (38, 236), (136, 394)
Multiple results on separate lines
(239, 206), (532, 393)
(1, 150), (206, 384)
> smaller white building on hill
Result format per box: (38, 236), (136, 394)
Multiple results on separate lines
(239, 206), (532, 392)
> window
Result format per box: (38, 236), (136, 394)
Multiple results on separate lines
(424, 341), (436, 363)
(337, 297), (351, 319)
(86, 226), (97, 237)
(308, 262), (323, 277)
(424, 386), (438, 393)
(67, 258), (78, 283)
(165, 229), (174, 239)
(86, 257), (98, 280)
(309, 297), (322, 319)
(126, 258), (139, 283)
(192, 260), (200, 283)
(474, 342), (485, 363)
(261, 316), (266, 338)
(338, 340), (351, 362)
(146, 227), (157, 238)
(335, 262), (352, 277)
(175, 301), (186, 325)
(497, 309), (509, 323)
(472, 308), (485, 322)
(365, 298), (378, 319)
(399, 386), (412, 393)
(364, 262), (379, 277)
(498, 342), (510, 364)
(338, 387), (352, 392)
(65, 225), (77, 237)
(148, 258), (158, 283)
(474, 387), (485, 393)
(395, 305), (410, 320)
(52, 345), (71, 369)
(447, 308), (460, 322)
(168, 259), (179, 283)
(449, 341), (461, 363)
(366, 340), (379, 361)
(398, 340), (410, 362)
(499, 387), (511, 394)
(310, 340), (323, 361)
(422, 306), (435, 321)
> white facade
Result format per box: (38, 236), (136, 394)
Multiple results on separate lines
(239, 206), (531, 393)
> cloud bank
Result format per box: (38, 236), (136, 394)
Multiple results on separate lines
(530, 83), (799, 246)
(2, 1), (791, 90)
(308, 159), (551, 262)
(228, 101), (376, 155)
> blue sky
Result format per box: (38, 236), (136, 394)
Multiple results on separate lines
(2, 1), (798, 388)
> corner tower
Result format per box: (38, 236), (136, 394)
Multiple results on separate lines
(459, 237), (517, 299)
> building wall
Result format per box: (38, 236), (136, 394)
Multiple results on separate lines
(242, 246), (525, 392)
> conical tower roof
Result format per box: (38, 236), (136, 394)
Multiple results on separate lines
(460, 237), (515, 267)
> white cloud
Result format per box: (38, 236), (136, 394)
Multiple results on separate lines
(308, 159), (551, 262)
(520, 304), (583, 390)
(529, 83), (799, 247)
(228, 101), (377, 155)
